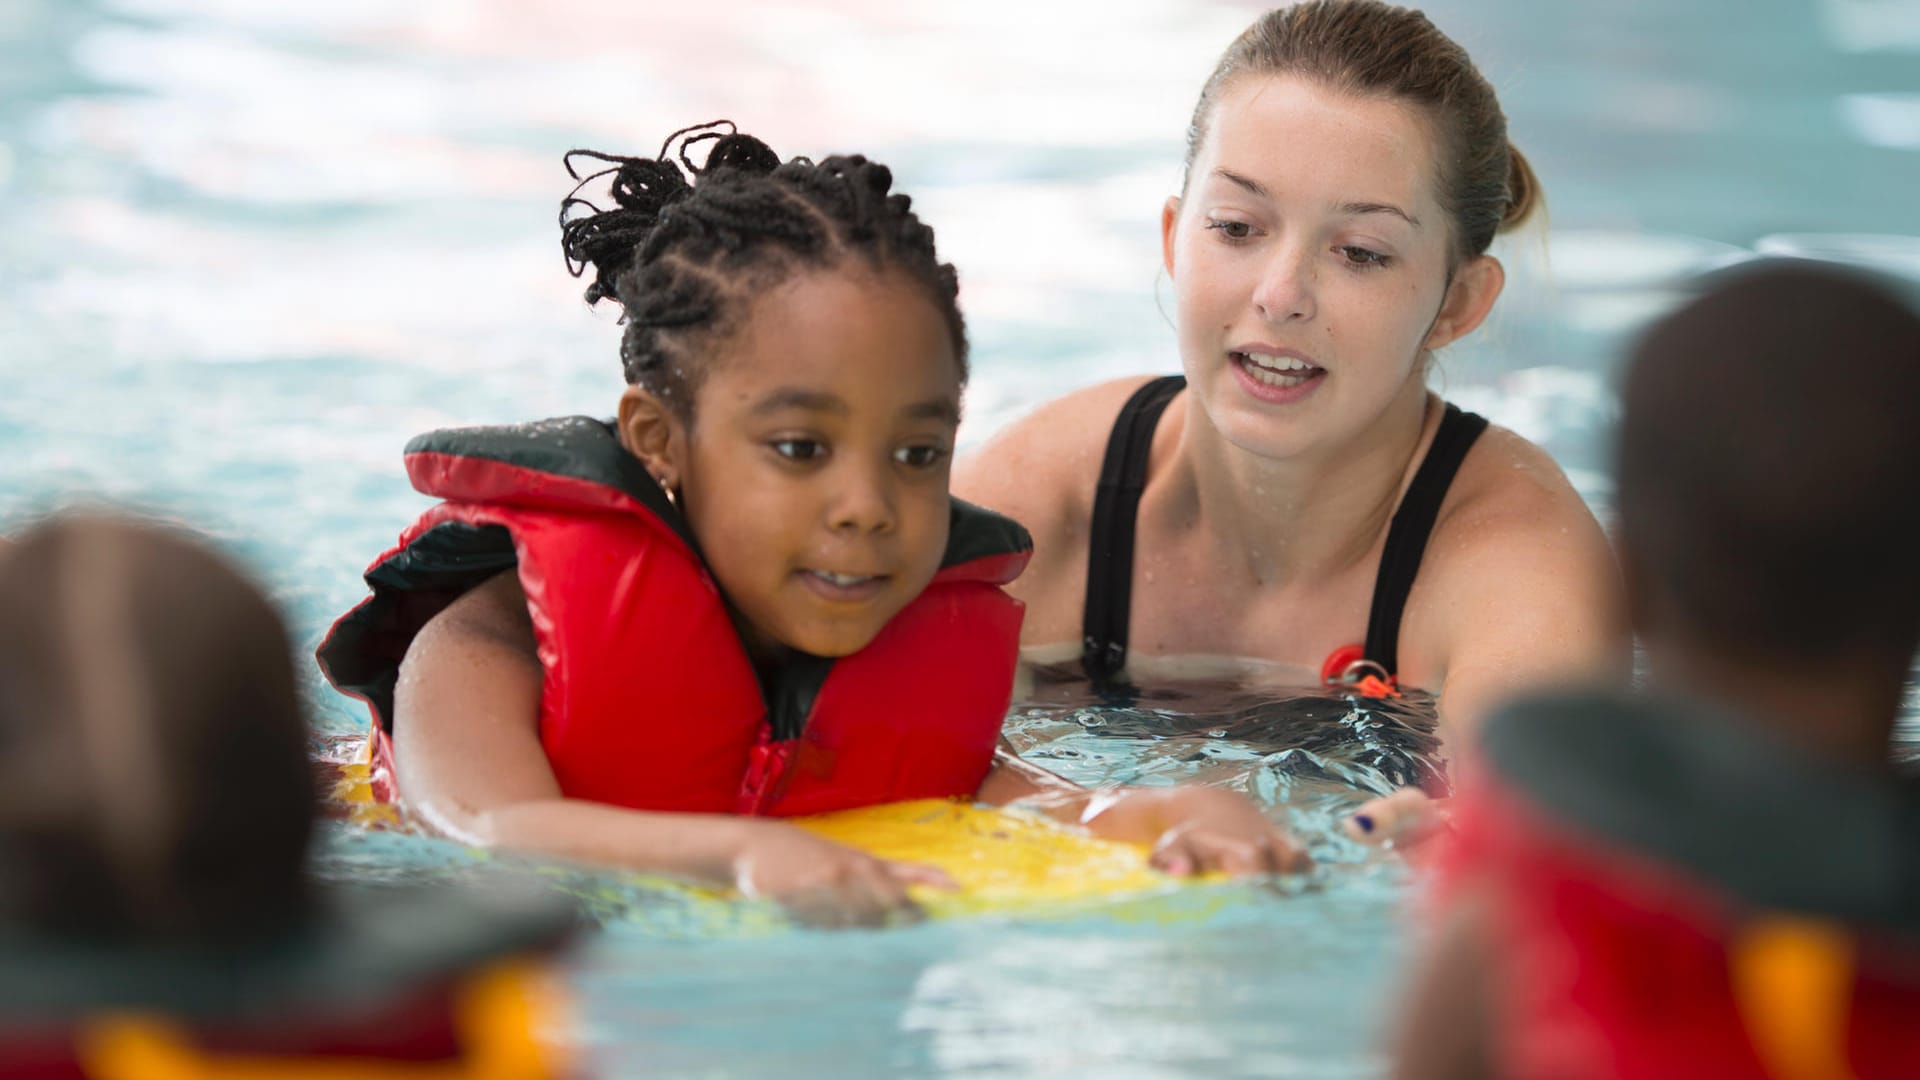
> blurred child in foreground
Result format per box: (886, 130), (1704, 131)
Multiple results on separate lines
(1392, 262), (1920, 1079)
(0, 513), (576, 1077)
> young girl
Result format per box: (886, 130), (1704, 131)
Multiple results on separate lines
(1392, 263), (1920, 1079)
(0, 514), (574, 1076)
(954, 1), (1629, 839)
(319, 124), (1302, 928)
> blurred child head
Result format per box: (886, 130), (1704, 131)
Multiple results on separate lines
(1614, 261), (1920, 678)
(559, 124), (971, 661)
(0, 514), (315, 943)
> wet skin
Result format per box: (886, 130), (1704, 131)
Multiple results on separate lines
(1166, 74), (1482, 466)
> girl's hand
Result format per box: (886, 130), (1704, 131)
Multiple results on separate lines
(1085, 787), (1309, 877)
(732, 821), (958, 928)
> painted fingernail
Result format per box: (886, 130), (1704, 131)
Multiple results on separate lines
(1352, 814), (1375, 835)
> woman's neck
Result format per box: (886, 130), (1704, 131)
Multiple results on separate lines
(1163, 378), (1438, 586)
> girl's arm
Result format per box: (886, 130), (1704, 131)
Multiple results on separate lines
(393, 571), (953, 926)
(976, 751), (1308, 875)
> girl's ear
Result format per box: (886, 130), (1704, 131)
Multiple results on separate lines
(617, 386), (687, 493)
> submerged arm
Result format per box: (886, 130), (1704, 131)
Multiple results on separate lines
(977, 749), (1308, 875)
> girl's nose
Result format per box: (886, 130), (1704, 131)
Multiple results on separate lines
(1252, 245), (1315, 324)
(828, 462), (896, 535)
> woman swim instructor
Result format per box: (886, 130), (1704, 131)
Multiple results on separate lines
(956, 0), (1628, 836)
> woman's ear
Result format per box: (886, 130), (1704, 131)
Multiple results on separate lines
(617, 386), (687, 493)
(1425, 255), (1506, 351)
(1161, 195), (1182, 278)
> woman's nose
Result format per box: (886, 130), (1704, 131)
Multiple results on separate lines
(1252, 245), (1315, 323)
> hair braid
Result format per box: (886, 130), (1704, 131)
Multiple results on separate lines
(560, 121), (967, 417)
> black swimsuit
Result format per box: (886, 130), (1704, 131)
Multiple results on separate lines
(1080, 374), (1489, 684)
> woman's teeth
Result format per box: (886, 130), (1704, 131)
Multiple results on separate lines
(1233, 352), (1320, 386)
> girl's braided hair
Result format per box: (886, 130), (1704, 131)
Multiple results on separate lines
(560, 122), (967, 417)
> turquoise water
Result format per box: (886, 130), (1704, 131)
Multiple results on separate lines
(5, 0), (1919, 1076)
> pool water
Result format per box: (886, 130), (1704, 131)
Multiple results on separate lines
(4, 0), (1918, 1076)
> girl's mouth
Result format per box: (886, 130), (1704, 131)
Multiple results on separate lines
(800, 569), (889, 602)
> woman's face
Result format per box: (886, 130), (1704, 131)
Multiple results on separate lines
(1164, 74), (1496, 461)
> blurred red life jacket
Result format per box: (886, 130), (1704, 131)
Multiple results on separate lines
(1432, 691), (1920, 1080)
(0, 883), (575, 1079)
(318, 417), (1031, 817)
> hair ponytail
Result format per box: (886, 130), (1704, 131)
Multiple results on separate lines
(559, 149), (693, 306)
(1500, 143), (1543, 232)
(557, 122), (967, 417)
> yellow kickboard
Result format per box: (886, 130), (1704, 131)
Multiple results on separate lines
(322, 736), (1184, 919)
(790, 798), (1175, 917)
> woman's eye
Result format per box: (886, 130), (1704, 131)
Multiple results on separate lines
(771, 439), (825, 462)
(1205, 219), (1256, 241)
(894, 445), (949, 468)
(1337, 245), (1392, 269)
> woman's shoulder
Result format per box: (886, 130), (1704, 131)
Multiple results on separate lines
(1445, 419), (1595, 531)
(955, 374), (1171, 541)
(1401, 411), (1626, 712)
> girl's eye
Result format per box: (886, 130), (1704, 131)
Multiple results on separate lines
(1337, 245), (1392, 269)
(771, 439), (825, 462)
(894, 445), (949, 468)
(1204, 219), (1256, 242)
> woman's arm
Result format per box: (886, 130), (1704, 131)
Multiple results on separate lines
(393, 572), (954, 926)
(1408, 431), (1630, 748)
(1423, 513), (1627, 746)
(1351, 432), (1629, 845)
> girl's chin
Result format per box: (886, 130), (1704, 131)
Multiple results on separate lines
(773, 615), (892, 660)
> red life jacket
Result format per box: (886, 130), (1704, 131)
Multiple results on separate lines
(0, 883), (574, 1079)
(317, 416), (1031, 817)
(1433, 691), (1920, 1080)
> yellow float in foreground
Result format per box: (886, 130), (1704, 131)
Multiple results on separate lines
(323, 736), (1198, 921)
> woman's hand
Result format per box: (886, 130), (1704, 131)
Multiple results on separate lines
(1345, 788), (1451, 848)
(732, 821), (958, 928)
(1084, 787), (1309, 877)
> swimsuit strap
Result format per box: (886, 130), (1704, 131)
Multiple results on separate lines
(1080, 382), (1485, 685)
(1362, 402), (1489, 675)
(1081, 375), (1186, 682)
